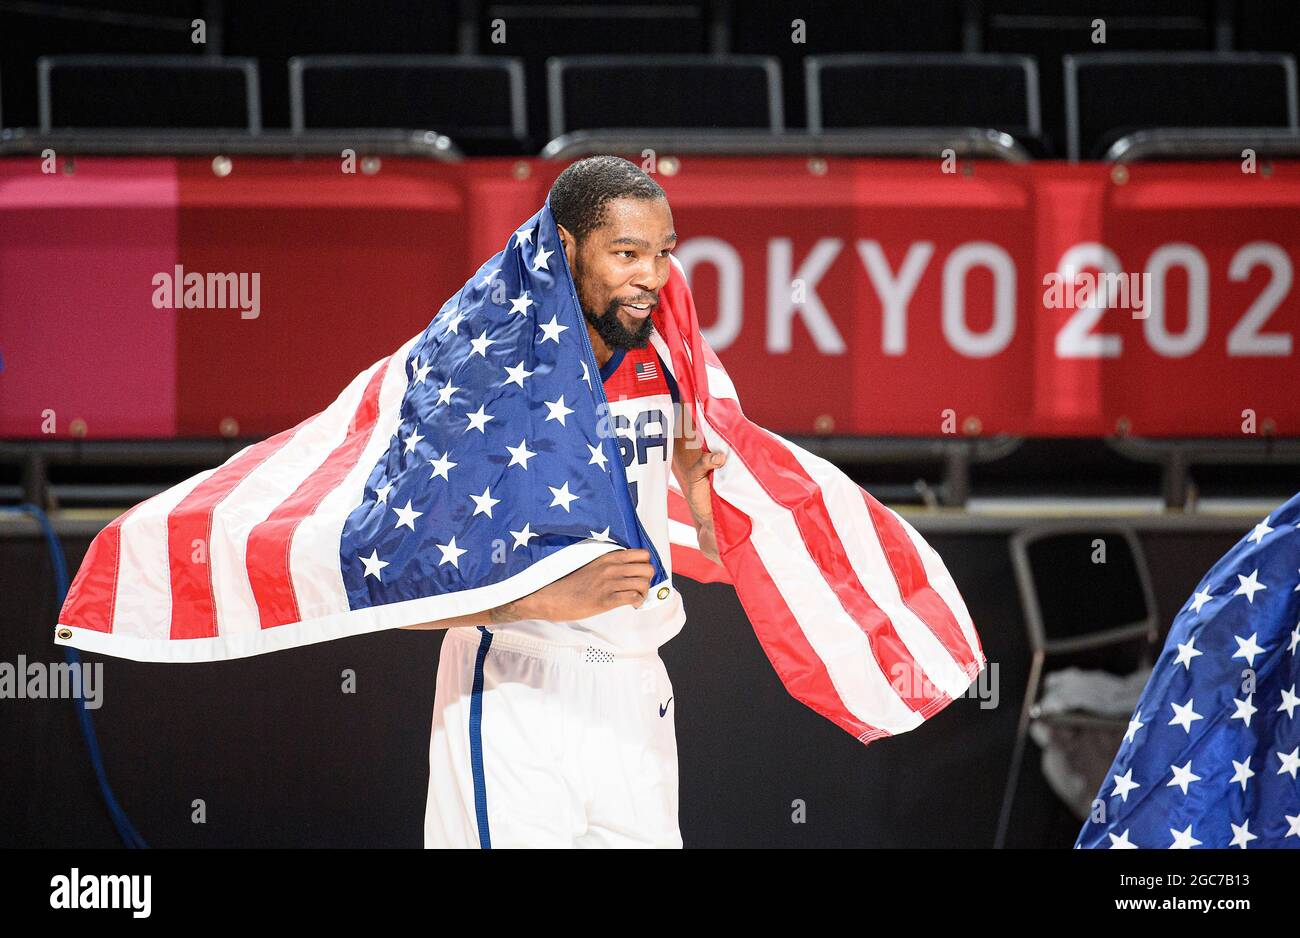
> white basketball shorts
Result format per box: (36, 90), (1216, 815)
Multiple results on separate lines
(423, 625), (682, 848)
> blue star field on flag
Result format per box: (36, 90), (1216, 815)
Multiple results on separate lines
(1076, 491), (1300, 849)
(338, 199), (667, 609)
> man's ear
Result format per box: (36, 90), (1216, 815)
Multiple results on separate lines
(556, 222), (577, 271)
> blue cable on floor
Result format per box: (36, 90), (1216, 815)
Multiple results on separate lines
(4, 503), (148, 848)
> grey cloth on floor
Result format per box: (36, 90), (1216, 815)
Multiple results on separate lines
(1029, 666), (1153, 820)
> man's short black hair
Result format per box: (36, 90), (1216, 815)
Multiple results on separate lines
(548, 155), (666, 246)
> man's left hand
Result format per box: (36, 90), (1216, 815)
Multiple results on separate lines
(674, 447), (726, 566)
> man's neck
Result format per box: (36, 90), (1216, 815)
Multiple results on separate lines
(586, 323), (614, 369)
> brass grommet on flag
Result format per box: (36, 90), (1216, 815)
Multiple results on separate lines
(56, 627), (72, 640)
(656, 586), (669, 600)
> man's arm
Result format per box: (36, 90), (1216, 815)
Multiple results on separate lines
(398, 598), (532, 630)
(398, 548), (657, 630)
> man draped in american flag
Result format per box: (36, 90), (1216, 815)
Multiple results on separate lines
(1076, 491), (1300, 849)
(405, 156), (720, 847)
(55, 155), (984, 849)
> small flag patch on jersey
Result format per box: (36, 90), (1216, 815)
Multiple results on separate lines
(635, 360), (658, 381)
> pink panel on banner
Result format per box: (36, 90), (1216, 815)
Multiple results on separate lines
(0, 158), (178, 438)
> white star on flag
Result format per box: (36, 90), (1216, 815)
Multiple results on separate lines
(1107, 829), (1138, 849)
(1188, 588), (1213, 613)
(548, 481), (579, 512)
(539, 315), (567, 343)
(1123, 712), (1144, 744)
(506, 439), (536, 469)
(464, 405), (494, 433)
(1168, 698), (1203, 733)
(1229, 758), (1254, 790)
(503, 361), (534, 388)
(1277, 746), (1300, 779)
(469, 487), (501, 518)
(1110, 769), (1140, 802)
(509, 293), (534, 317)
(469, 330), (496, 358)
(428, 452), (457, 480)
(360, 550), (389, 580)
(1173, 636), (1202, 669)
(1247, 519), (1274, 544)
(509, 523), (538, 550)
(1234, 568), (1267, 603)
(544, 395), (575, 426)
(392, 500), (423, 531)
(1167, 760), (1201, 795)
(1229, 820), (1258, 848)
(1232, 631), (1266, 666)
(1231, 693), (1258, 727)
(435, 536), (467, 568)
(1278, 685), (1300, 719)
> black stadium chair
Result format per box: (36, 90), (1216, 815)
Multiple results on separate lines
(995, 524), (1160, 849)
(289, 55), (527, 153)
(979, 0), (1219, 160)
(980, 0), (1218, 55)
(0, 1), (208, 131)
(546, 54), (783, 144)
(806, 53), (1045, 155)
(1232, 0), (1300, 54)
(728, 0), (969, 129)
(473, 1), (711, 155)
(472, 0), (710, 56)
(1064, 51), (1298, 160)
(38, 55), (261, 132)
(221, 0), (460, 129)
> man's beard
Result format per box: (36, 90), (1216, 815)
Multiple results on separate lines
(581, 293), (655, 350)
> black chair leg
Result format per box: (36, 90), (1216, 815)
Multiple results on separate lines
(994, 651), (1044, 848)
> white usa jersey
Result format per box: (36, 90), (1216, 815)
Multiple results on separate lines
(479, 333), (685, 654)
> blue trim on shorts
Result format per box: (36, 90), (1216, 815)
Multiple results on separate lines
(469, 626), (494, 849)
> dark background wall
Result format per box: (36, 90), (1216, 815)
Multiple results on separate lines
(0, 522), (1240, 848)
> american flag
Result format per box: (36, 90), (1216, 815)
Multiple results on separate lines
(1076, 492), (1300, 849)
(55, 197), (984, 745)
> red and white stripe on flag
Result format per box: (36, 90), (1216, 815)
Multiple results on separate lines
(657, 255), (985, 745)
(55, 333), (425, 662)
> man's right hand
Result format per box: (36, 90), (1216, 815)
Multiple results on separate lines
(497, 549), (655, 624)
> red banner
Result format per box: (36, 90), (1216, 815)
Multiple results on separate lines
(2, 156), (1297, 439)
